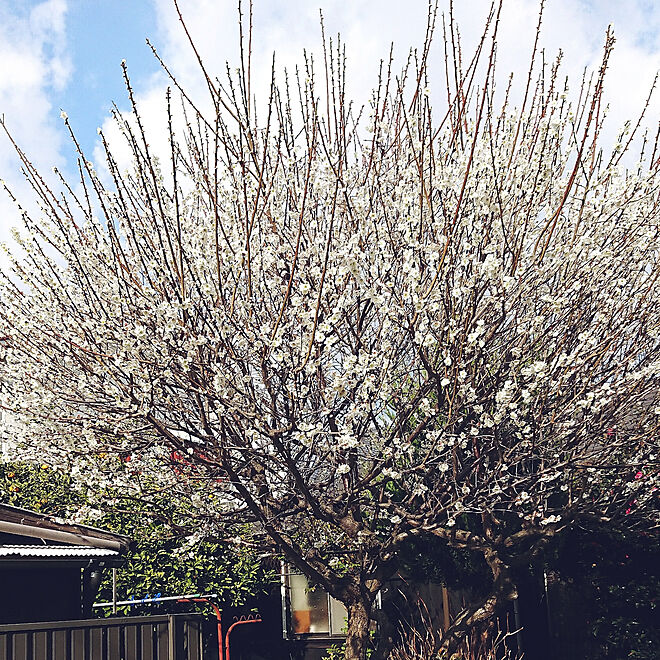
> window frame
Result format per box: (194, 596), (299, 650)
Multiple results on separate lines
(280, 564), (348, 639)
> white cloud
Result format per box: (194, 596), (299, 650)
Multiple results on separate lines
(3, 0), (658, 242)
(92, 74), (172, 184)
(0, 0), (72, 251)
(149, 0), (433, 114)
(118, 0), (659, 159)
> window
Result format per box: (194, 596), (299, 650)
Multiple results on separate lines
(284, 570), (348, 637)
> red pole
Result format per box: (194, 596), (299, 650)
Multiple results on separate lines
(224, 616), (262, 660)
(178, 598), (224, 660)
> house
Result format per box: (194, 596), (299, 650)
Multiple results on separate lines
(0, 503), (130, 624)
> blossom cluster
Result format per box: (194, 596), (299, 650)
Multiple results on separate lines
(0, 14), (658, 596)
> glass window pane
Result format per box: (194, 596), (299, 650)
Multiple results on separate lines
(307, 588), (330, 633)
(329, 597), (348, 635)
(289, 573), (329, 634)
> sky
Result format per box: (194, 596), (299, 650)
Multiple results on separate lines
(1, 0), (659, 249)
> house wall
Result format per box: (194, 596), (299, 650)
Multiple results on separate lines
(0, 567), (81, 623)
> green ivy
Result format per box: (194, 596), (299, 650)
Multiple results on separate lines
(0, 462), (275, 615)
(547, 523), (660, 660)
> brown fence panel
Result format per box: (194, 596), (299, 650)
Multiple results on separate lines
(33, 631), (48, 660)
(0, 614), (204, 660)
(156, 620), (170, 658)
(90, 626), (104, 659)
(13, 632), (28, 660)
(185, 621), (200, 660)
(141, 622), (155, 660)
(53, 629), (68, 658)
(71, 628), (86, 660)
(124, 623), (138, 660)
(107, 624), (121, 659)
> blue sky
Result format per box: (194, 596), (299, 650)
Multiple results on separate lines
(56, 1), (160, 154)
(6, 0), (161, 157)
(1, 0), (660, 245)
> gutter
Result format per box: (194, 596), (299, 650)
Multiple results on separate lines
(0, 520), (123, 552)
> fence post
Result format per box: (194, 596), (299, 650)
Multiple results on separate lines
(168, 615), (177, 659)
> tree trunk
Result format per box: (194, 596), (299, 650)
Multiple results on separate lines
(344, 599), (372, 660)
(437, 547), (518, 656)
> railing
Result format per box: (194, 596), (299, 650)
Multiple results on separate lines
(0, 614), (204, 660)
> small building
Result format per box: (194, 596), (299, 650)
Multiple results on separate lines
(0, 503), (130, 624)
(280, 566), (454, 660)
(282, 568), (349, 660)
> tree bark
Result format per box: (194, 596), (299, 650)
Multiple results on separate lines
(345, 599), (372, 660)
(437, 547), (519, 656)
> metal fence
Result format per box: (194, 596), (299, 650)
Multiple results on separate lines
(0, 614), (205, 660)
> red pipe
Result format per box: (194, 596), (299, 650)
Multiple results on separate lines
(224, 615), (262, 660)
(178, 598), (224, 660)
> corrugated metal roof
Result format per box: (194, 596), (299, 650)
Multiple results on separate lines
(0, 504), (131, 552)
(0, 545), (120, 558)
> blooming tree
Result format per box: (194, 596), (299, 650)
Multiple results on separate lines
(1, 2), (659, 657)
